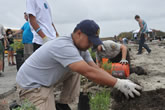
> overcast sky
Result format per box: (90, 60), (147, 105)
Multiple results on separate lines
(0, 0), (165, 37)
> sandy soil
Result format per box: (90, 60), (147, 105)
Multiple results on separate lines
(111, 40), (165, 110)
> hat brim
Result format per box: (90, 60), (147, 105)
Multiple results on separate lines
(88, 36), (103, 47)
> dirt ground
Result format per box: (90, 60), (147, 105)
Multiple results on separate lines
(111, 88), (165, 110)
(111, 40), (165, 110)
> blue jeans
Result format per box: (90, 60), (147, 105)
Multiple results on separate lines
(138, 33), (151, 53)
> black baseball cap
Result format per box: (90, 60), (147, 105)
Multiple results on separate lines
(74, 20), (103, 47)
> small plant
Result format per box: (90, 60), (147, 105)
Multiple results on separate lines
(10, 40), (24, 51)
(101, 59), (112, 73)
(89, 89), (110, 110)
(102, 62), (112, 72)
(12, 100), (37, 110)
(88, 48), (96, 62)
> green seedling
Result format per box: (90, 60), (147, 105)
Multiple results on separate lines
(89, 89), (110, 110)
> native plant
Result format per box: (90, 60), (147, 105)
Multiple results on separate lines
(10, 40), (24, 52)
(100, 58), (113, 74)
(88, 48), (96, 62)
(12, 100), (37, 110)
(89, 89), (110, 110)
(101, 62), (112, 72)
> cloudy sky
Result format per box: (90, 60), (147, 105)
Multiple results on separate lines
(0, 0), (165, 37)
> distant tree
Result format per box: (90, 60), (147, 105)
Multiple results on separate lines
(155, 30), (165, 37)
(117, 32), (132, 40)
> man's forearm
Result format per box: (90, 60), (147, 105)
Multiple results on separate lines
(52, 23), (59, 37)
(29, 14), (46, 38)
(84, 66), (117, 87)
(69, 61), (117, 87)
(121, 45), (127, 59)
(13, 30), (23, 36)
(52, 23), (56, 32)
(88, 61), (100, 69)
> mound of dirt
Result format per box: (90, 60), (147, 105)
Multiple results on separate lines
(111, 89), (165, 110)
(111, 41), (165, 110)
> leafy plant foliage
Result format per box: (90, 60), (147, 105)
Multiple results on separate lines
(89, 90), (110, 110)
(12, 100), (37, 110)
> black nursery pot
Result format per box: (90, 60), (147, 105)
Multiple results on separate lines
(15, 49), (24, 71)
(78, 92), (90, 110)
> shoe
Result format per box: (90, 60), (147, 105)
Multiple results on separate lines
(148, 50), (151, 54)
(8, 62), (12, 66)
(56, 103), (71, 110)
(136, 52), (142, 55)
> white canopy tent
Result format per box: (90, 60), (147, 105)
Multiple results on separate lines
(133, 29), (153, 34)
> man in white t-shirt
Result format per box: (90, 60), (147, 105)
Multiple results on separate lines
(16, 20), (142, 110)
(26, 0), (59, 51)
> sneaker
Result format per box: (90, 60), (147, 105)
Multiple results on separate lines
(56, 103), (71, 110)
(136, 52), (142, 55)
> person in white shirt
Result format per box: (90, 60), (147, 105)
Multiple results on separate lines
(26, 0), (59, 51)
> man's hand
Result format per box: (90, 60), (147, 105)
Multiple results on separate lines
(120, 59), (128, 65)
(114, 79), (142, 99)
(42, 36), (51, 44)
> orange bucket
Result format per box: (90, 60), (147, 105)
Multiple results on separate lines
(101, 58), (130, 78)
(111, 63), (130, 78)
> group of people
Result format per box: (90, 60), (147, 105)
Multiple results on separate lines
(15, 0), (150, 110)
(0, 0), (152, 110)
(0, 25), (17, 76)
(0, 12), (34, 77)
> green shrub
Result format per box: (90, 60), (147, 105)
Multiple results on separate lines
(88, 48), (96, 62)
(101, 62), (112, 72)
(12, 100), (37, 110)
(89, 90), (110, 110)
(10, 40), (24, 51)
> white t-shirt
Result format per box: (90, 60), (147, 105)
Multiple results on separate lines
(96, 40), (121, 61)
(16, 35), (93, 89)
(26, 0), (56, 45)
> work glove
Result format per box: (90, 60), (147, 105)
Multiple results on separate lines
(114, 78), (142, 99)
(42, 36), (51, 44)
(120, 59), (128, 64)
